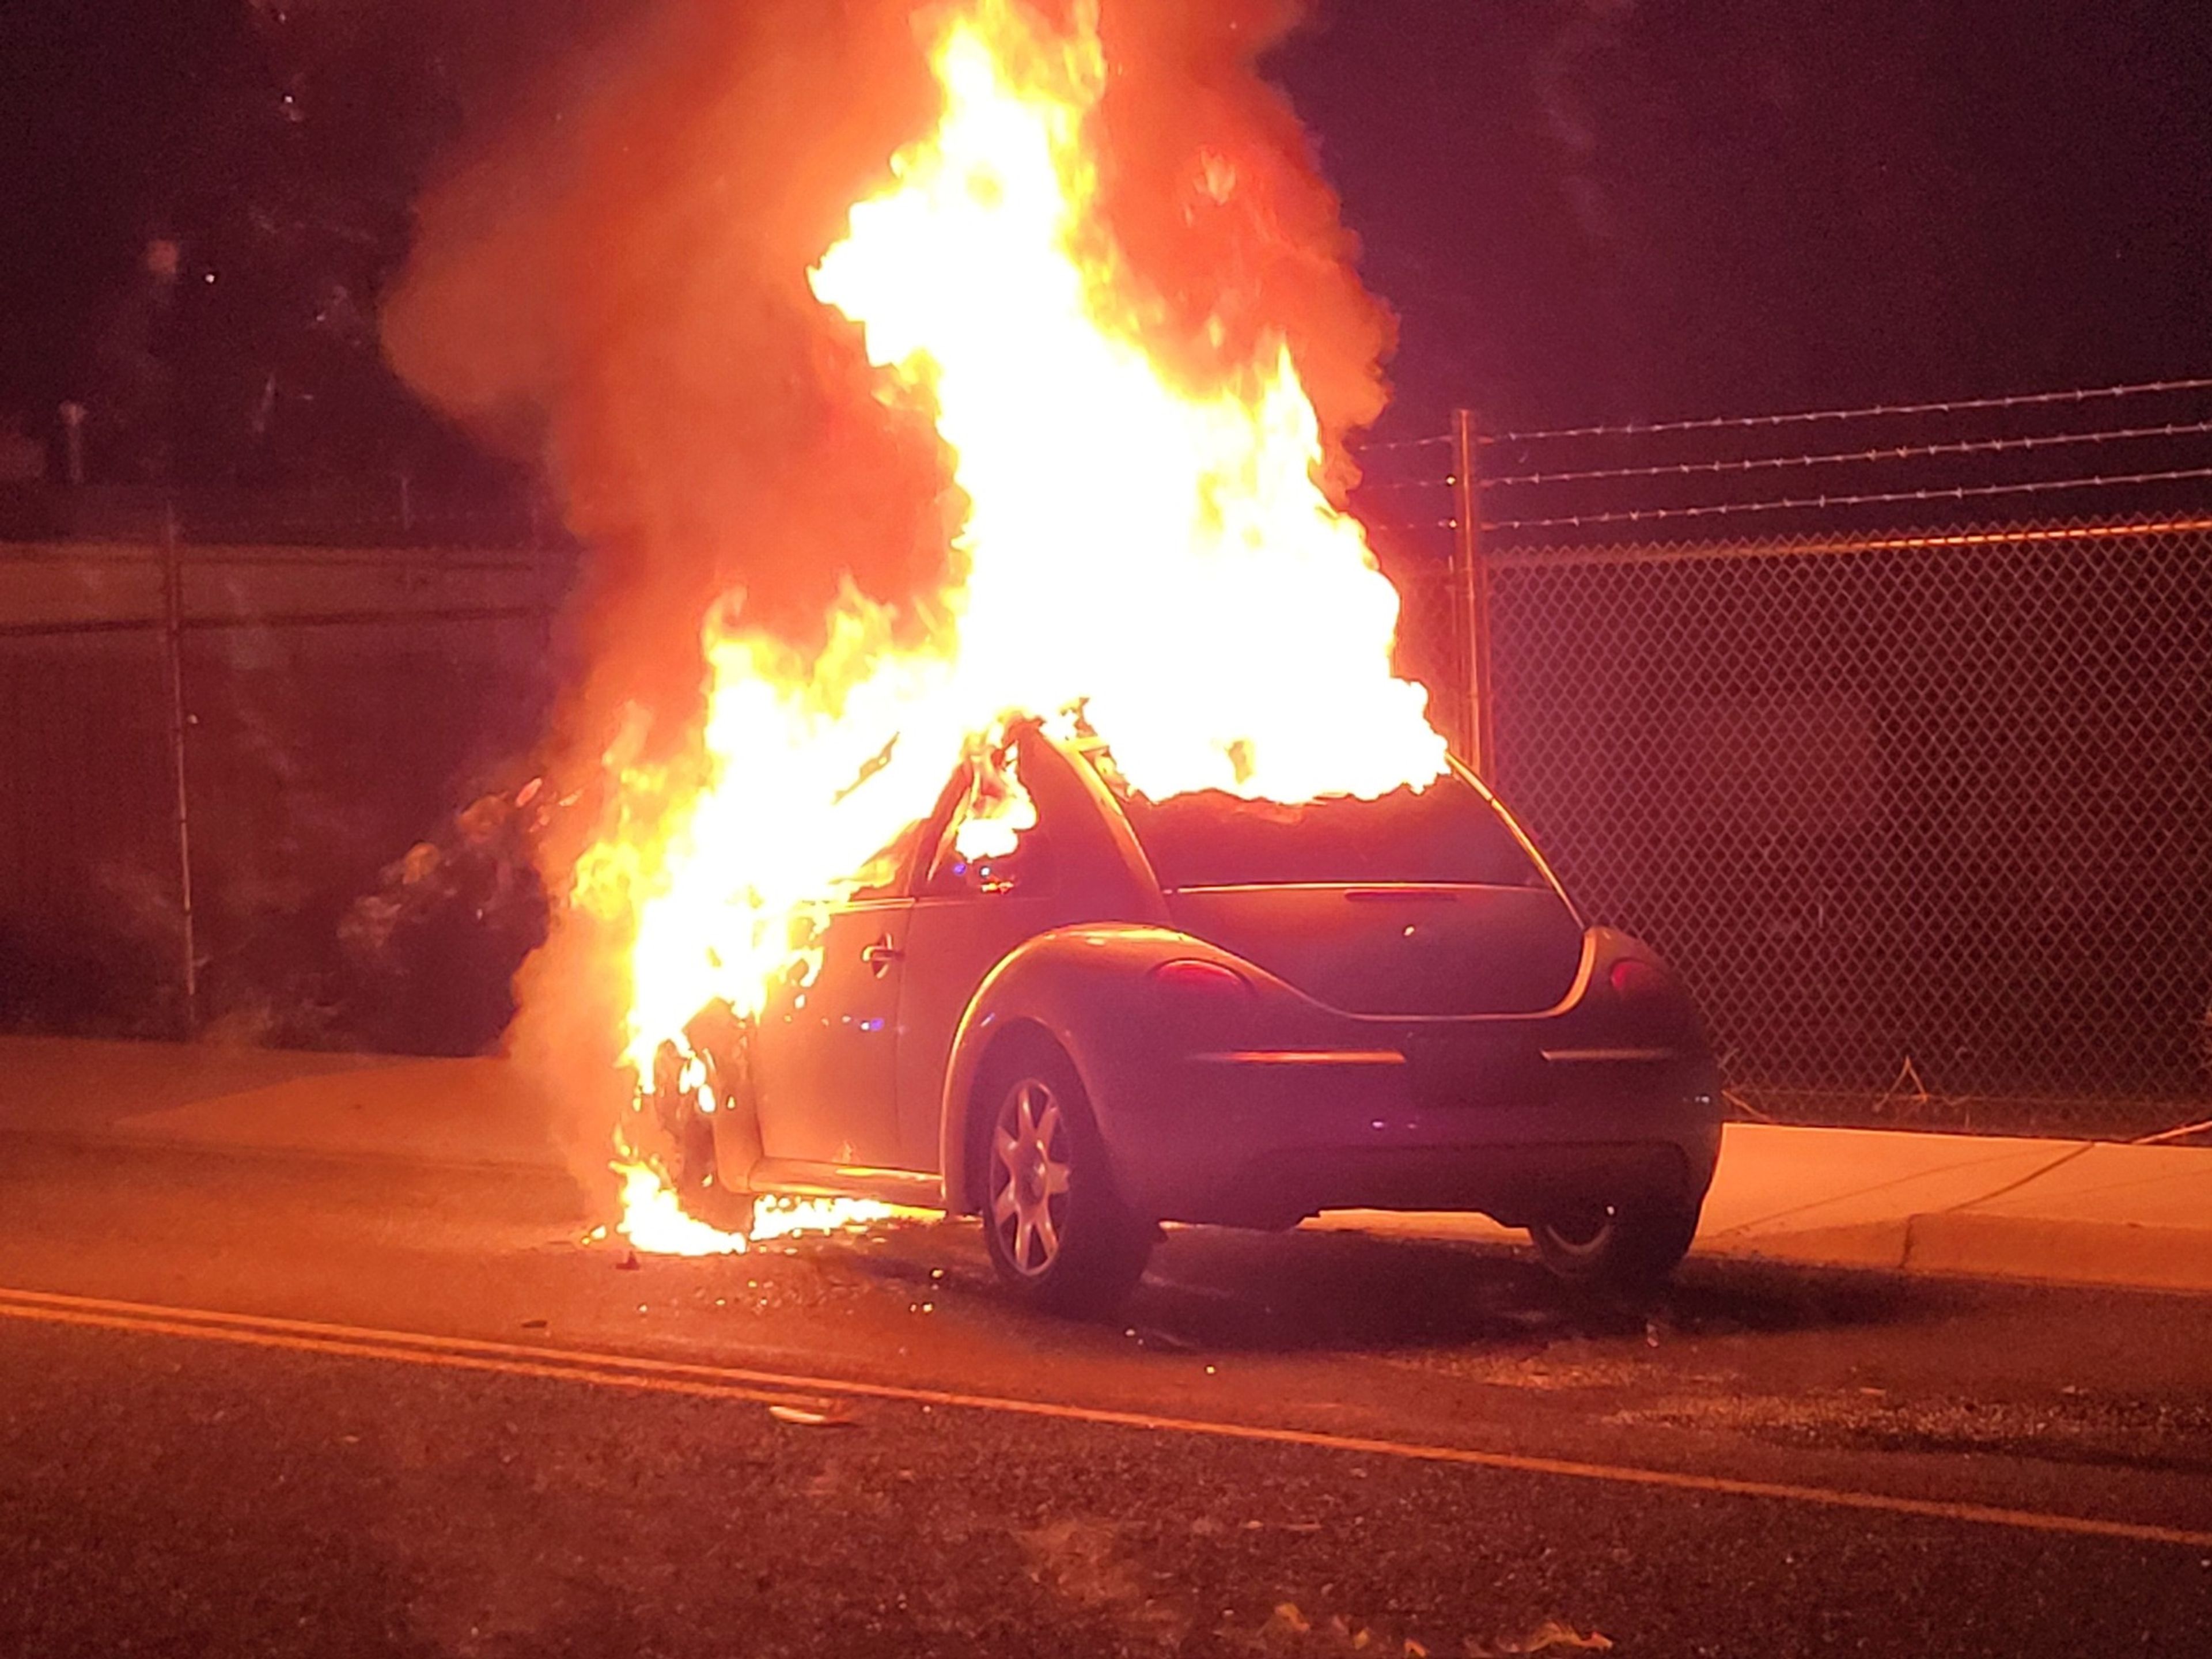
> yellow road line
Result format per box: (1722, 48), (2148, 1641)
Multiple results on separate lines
(3, 1284), (2207, 1551)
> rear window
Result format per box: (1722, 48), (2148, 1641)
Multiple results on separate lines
(1114, 772), (1550, 890)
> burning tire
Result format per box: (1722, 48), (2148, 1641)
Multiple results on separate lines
(649, 1024), (759, 1235)
(649, 1041), (717, 1194)
(1530, 1199), (1700, 1291)
(976, 1035), (1151, 1317)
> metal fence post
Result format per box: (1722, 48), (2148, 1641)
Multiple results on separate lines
(160, 501), (198, 1033)
(1449, 408), (1495, 777)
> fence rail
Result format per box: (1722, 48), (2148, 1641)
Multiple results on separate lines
(0, 480), (551, 551)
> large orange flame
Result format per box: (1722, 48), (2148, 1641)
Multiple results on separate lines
(582, 0), (1448, 1251)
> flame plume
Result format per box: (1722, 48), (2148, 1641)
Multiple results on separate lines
(579, 0), (1448, 1251)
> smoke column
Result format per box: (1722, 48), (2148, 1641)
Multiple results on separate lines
(382, 0), (1397, 1190)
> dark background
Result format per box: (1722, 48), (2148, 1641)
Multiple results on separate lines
(1272, 0), (2212, 434)
(3, 0), (2207, 479)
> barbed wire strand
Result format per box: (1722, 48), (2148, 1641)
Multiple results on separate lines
(1368, 514), (2212, 565)
(1476, 464), (2212, 534)
(1355, 433), (1456, 454)
(1355, 474), (1455, 494)
(1478, 418), (2212, 489)
(1476, 376), (2212, 446)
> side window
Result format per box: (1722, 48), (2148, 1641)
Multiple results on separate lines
(923, 740), (1056, 898)
(849, 816), (926, 900)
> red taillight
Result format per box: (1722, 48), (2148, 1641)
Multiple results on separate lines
(1150, 958), (1250, 996)
(1609, 958), (1668, 1001)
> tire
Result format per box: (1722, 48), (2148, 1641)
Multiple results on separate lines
(1531, 1198), (1700, 1291)
(976, 1035), (1152, 1317)
(649, 1036), (757, 1236)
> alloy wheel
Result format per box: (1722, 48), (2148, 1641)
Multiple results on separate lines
(989, 1077), (1071, 1277)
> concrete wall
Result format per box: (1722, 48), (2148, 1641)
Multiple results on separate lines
(1, 541), (566, 1046)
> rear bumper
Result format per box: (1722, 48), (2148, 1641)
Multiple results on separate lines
(1106, 1051), (1721, 1229)
(1202, 1138), (1699, 1231)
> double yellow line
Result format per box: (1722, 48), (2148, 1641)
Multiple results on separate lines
(3, 1283), (2207, 1551)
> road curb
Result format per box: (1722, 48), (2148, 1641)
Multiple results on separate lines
(1703, 1213), (2212, 1294)
(1899, 1212), (2212, 1294)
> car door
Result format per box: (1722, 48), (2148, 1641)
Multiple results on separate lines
(749, 878), (915, 1172)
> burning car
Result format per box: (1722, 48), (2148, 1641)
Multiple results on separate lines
(579, 1), (1719, 1311)
(660, 719), (1721, 1315)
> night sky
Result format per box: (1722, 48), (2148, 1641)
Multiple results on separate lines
(1275, 0), (2212, 435)
(3, 0), (2208, 471)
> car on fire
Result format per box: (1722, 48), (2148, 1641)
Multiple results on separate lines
(666, 719), (1721, 1315)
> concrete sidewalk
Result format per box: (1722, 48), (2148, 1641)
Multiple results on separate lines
(0, 1035), (569, 1173)
(4, 1035), (2208, 1294)
(1324, 1123), (2212, 1294)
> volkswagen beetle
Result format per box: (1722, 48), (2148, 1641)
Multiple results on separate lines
(673, 719), (1721, 1314)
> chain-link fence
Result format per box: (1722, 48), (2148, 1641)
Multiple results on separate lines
(1486, 516), (2212, 1133)
(1365, 381), (2212, 1136)
(12, 400), (2212, 1128)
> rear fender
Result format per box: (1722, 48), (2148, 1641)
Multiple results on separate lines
(938, 923), (1247, 1215)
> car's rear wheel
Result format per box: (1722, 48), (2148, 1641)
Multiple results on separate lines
(978, 1037), (1151, 1317)
(1531, 1198), (1700, 1291)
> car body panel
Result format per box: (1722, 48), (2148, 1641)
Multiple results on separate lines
(1162, 881), (1585, 1016)
(751, 897), (910, 1167)
(891, 726), (1169, 1168)
(895, 890), (1063, 1169)
(937, 918), (1719, 1228)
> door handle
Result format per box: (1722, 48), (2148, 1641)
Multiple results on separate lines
(861, 938), (904, 976)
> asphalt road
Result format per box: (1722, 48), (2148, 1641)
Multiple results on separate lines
(2, 1134), (2210, 1657)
